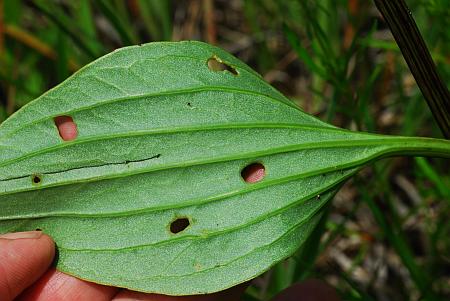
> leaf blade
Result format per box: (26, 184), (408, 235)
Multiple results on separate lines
(0, 41), (449, 295)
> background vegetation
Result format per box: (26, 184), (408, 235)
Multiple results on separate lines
(0, 0), (449, 300)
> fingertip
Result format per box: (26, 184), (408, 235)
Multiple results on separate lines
(241, 163), (265, 183)
(54, 115), (78, 141)
(0, 231), (55, 300)
(18, 269), (119, 301)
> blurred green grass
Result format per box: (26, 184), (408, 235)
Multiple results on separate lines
(0, 1), (449, 300)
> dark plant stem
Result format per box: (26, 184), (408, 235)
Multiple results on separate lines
(374, 0), (450, 139)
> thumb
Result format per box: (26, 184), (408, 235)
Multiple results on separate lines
(0, 231), (55, 301)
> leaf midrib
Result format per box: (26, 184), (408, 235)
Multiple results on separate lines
(1, 134), (436, 196)
(0, 122), (350, 169)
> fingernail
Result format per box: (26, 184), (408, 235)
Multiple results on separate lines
(0, 231), (43, 240)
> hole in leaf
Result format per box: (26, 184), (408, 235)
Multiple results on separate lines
(241, 163), (265, 183)
(31, 174), (42, 185)
(54, 116), (78, 141)
(169, 217), (190, 234)
(207, 57), (238, 75)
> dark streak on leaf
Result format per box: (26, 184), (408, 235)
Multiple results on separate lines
(0, 154), (162, 182)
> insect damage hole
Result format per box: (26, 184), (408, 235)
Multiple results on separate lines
(54, 115), (78, 141)
(31, 174), (42, 185)
(241, 162), (265, 183)
(169, 217), (190, 234)
(207, 57), (238, 75)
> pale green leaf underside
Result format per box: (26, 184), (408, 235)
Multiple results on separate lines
(0, 41), (449, 295)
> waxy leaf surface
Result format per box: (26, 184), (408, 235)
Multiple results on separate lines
(0, 41), (449, 295)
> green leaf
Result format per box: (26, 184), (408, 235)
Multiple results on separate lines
(0, 41), (449, 295)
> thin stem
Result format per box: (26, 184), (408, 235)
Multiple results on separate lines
(374, 0), (450, 138)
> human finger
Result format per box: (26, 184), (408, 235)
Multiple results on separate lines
(0, 231), (55, 301)
(17, 269), (119, 301)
